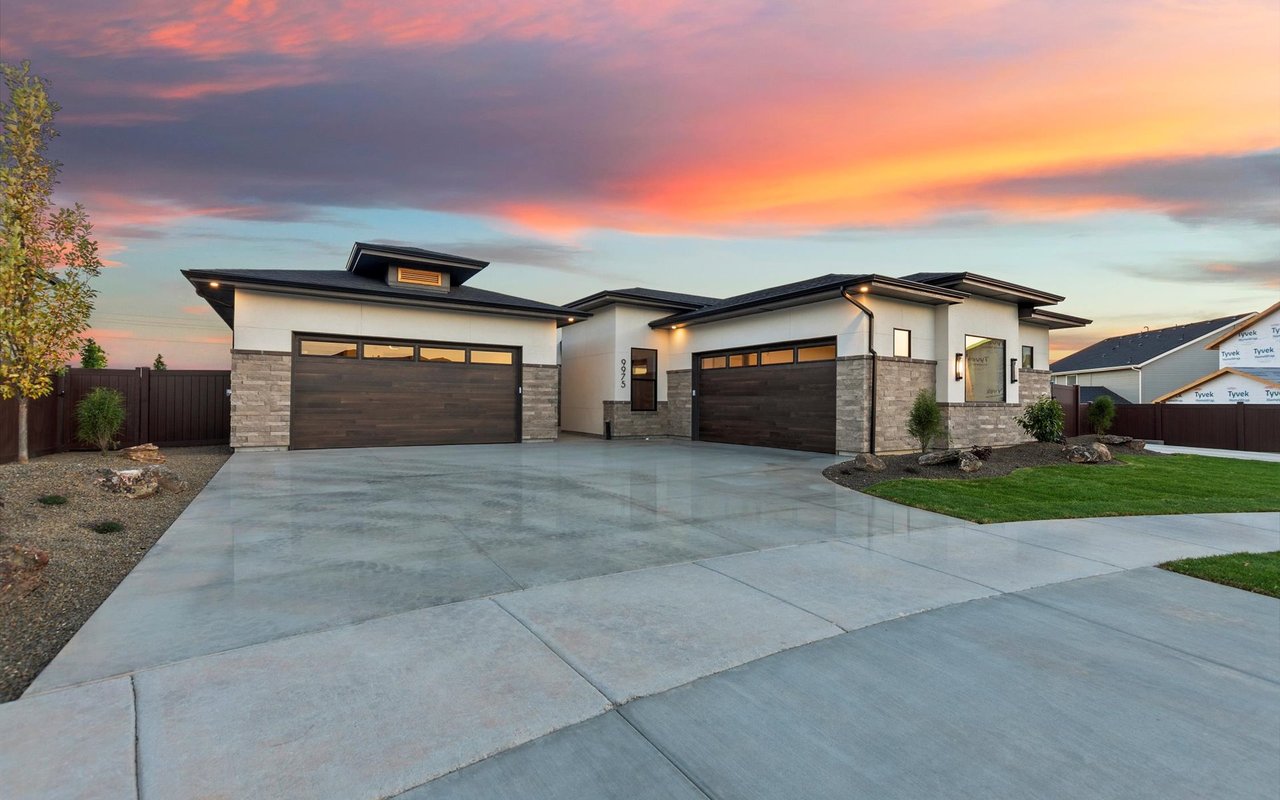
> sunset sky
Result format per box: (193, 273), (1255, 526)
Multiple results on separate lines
(3, 0), (1277, 368)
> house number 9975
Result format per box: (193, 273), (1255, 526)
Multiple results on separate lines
(619, 358), (628, 389)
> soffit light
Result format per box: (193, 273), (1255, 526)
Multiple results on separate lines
(209, 281), (220, 288)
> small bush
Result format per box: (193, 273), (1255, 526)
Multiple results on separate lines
(75, 387), (126, 455)
(906, 389), (945, 453)
(37, 494), (68, 506)
(1088, 395), (1116, 435)
(1016, 395), (1066, 442)
(91, 520), (124, 535)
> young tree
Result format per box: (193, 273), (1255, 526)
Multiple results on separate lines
(79, 337), (107, 368)
(152, 353), (167, 371)
(1088, 394), (1116, 435)
(906, 389), (944, 453)
(0, 62), (102, 463)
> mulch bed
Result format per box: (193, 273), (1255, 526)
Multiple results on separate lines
(823, 436), (1157, 491)
(0, 446), (230, 702)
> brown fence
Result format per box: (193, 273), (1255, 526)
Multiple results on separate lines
(1052, 383), (1279, 452)
(1, 367), (230, 463)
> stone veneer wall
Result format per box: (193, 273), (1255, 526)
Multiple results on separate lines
(230, 350), (291, 450)
(836, 357), (870, 454)
(666, 370), (692, 439)
(940, 368), (1051, 448)
(521, 364), (559, 441)
(603, 401), (670, 437)
(874, 357), (939, 453)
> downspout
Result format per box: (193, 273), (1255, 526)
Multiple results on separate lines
(1129, 365), (1142, 403)
(841, 287), (876, 454)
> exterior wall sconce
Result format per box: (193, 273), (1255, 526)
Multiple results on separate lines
(954, 353), (964, 381)
(1010, 358), (1019, 383)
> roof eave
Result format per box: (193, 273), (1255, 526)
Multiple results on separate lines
(1018, 309), (1092, 330)
(565, 291), (707, 313)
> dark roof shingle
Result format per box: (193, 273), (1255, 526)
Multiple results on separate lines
(1051, 314), (1249, 372)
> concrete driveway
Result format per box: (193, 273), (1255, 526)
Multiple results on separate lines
(3, 439), (1278, 799)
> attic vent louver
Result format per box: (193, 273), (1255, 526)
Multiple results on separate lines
(398, 267), (443, 287)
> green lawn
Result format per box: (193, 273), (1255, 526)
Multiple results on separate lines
(1161, 551), (1280, 598)
(864, 454), (1280, 524)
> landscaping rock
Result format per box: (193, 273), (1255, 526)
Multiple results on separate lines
(969, 446), (993, 461)
(958, 451), (984, 473)
(1063, 445), (1098, 464)
(1126, 439), (1147, 452)
(1091, 442), (1113, 462)
(1, 545), (49, 596)
(1097, 435), (1131, 445)
(919, 449), (961, 466)
(850, 453), (886, 472)
(95, 464), (186, 498)
(121, 443), (166, 464)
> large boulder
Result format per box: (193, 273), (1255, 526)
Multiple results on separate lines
(1063, 445), (1098, 464)
(95, 465), (186, 498)
(1126, 439), (1147, 452)
(958, 451), (984, 473)
(1097, 435), (1131, 445)
(969, 446), (993, 461)
(850, 453), (886, 472)
(121, 443), (166, 464)
(919, 449), (961, 466)
(1091, 442), (1113, 462)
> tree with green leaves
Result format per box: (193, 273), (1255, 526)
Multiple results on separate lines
(79, 337), (107, 368)
(906, 389), (944, 453)
(152, 353), (167, 371)
(1088, 394), (1116, 435)
(1, 61), (102, 463)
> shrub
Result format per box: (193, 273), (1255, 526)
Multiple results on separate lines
(38, 494), (67, 505)
(92, 520), (124, 534)
(1015, 395), (1066, 443)
(1088, 395), (1116, 435)
(906, 389), (945, 453)
(75, 387), (126, 455)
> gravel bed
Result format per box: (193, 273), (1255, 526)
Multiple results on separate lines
(0, 446), (230, 702)
(823, 436), (1154, 491)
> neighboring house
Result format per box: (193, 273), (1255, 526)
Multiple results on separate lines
(1049, 314), (1250, 404)
(1155, 300), (1280, 404)
(560, 272), (1089, 454)
(185, 242), (582, 450)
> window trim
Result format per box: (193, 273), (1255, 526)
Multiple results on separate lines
(1021, 345), (1035, 370)
(630, 347), (658, 412)
(893, 328), (912, 359)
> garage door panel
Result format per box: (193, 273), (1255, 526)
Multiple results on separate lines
(696, 349), (836, 454)
(291, 346), (519, 450)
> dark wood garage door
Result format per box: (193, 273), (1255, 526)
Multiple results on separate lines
(290, 336), (520, 450)
(695, 339), (837, 453)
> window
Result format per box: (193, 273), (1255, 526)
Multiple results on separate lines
(893, 329), (911, 358)
(631, 348), (657, 411)
(1066, 374), (1077, 386)
(470, 350), (513, 365)
(761, 349), (794, 365)
(1021, 345), (1034, 370)
(728, 352), (758, 368)
(964, 335), (1006, 402)
(701, 355), (727, 370)
(300, 340), (357, 358)
(419, 347), (466, 363)
(363, 343), (414, 360)
(797, 344), (836, 362)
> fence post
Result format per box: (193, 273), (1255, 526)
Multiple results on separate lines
(136, 367), (151, 445)
(55, 372), (67, 450)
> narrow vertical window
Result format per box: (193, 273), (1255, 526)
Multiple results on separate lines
(893, 329), (911, 358)
(631, 348), (657, 411)
(1021, 345), (1034, 370)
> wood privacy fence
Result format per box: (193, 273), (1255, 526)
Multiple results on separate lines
(0, 368), (230, 464)
(1052, 383), (1280, 453)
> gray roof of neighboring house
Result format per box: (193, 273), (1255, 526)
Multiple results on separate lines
(1078, 386), (1132, 404)
(1050, 314), (1250, 372)
(182, 268), (582, 328)
(1236, 367), (1280, 384)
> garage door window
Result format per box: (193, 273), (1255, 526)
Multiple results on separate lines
(363, 343), (414, 360)
(728, 353), (758, 368)
(761, 349), (794, 366)
(701, 355), (727, 370)
(420, 347), (466, 363)
(471, 350), (514, 365)
(299, 340), (357, 358)
(797, 344), (836, 362)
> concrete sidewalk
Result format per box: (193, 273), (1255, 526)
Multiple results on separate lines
(1146, 443), (1280, 462)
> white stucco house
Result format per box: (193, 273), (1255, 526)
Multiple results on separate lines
(559, 272), (1089, 454)
(1155, 301), (1280, 404)
(1049, 313), (1251, 404)
(185, 242), (581, 450)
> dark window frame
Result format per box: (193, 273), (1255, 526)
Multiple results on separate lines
(1021, 345), (1034, 370)
(893, 328), (912, 359)
(631, 347), (658, 412)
